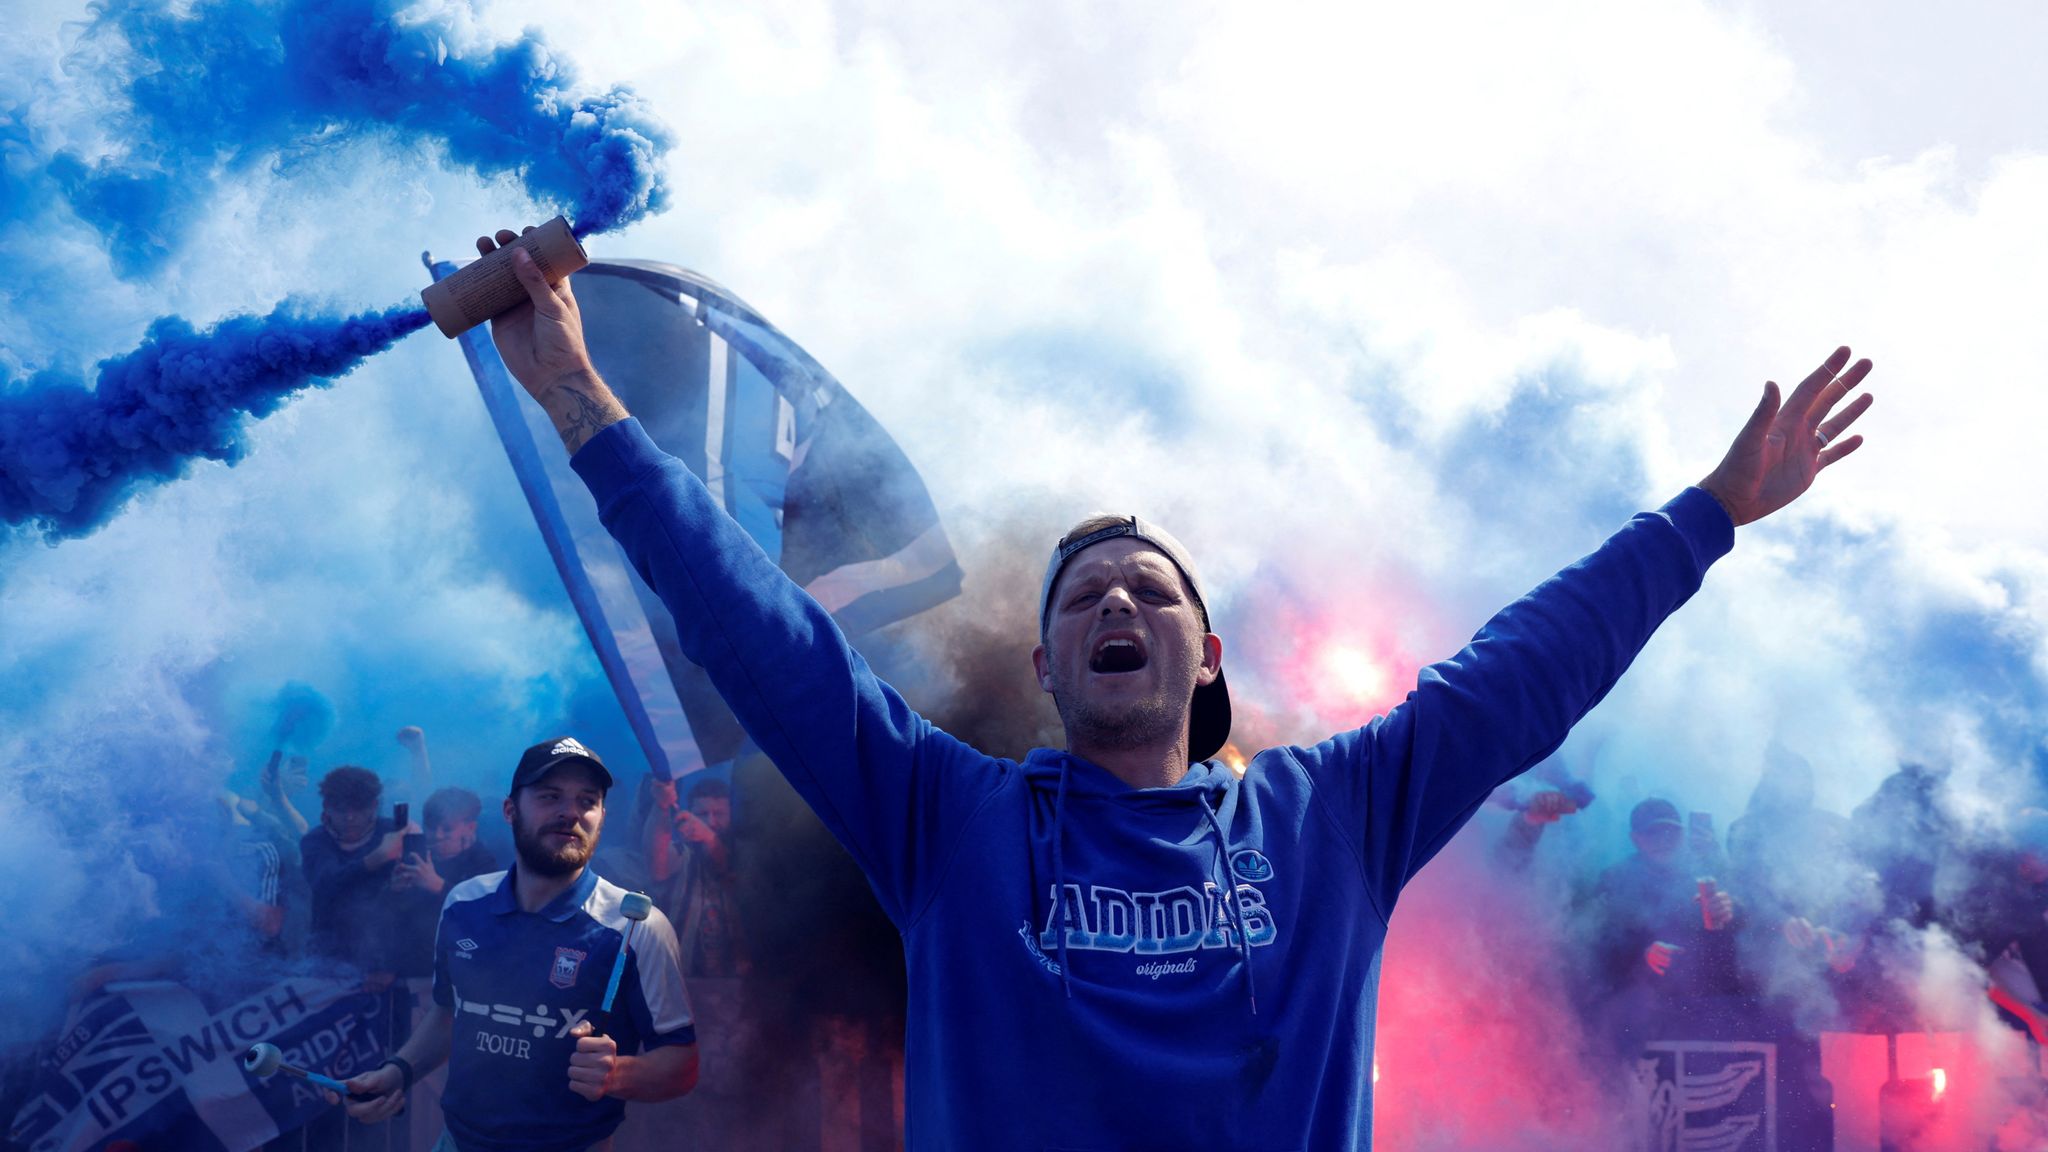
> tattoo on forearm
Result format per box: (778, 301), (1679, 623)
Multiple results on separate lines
(544, 379), (622, 454)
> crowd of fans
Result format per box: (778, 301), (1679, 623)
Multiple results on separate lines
(21, 718), (2048, 1150)
(5, 724), (750, 1152)
(1488, 745), (2048, 1147)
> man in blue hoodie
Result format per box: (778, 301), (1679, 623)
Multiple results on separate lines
(475, 229), (1875, 1150)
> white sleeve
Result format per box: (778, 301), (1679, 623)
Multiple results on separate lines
(630, 906), (695, 1040)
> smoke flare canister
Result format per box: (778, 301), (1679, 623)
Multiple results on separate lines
(242, 1043), (357, 1096)
(602, 891), (654, 1014)
(1697, 878), (1721, 930)
(421, 217), (588, 338)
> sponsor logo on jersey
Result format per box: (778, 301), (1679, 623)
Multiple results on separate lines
(550, 947), (586, 989)
(453, 994), (588, 1040)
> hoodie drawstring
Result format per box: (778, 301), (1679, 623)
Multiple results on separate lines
(1052, 759), (1074, 999)
(1198, 792), (1259, 1016)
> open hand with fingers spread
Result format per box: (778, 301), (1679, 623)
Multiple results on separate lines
(1700, 346), (1876, 526)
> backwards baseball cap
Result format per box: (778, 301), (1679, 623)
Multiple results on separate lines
(1040, 515), (1233, 763)
(511, 736), (614, 794)
(1629, 798), (1684, 835)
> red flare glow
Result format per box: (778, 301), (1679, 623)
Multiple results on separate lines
(1236, 579), (1441, 732)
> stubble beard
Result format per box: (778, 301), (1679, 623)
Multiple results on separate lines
(1051, 640), (1199, 754)
(1060, 693), (1184, 752)
(512, 809), (598, 878)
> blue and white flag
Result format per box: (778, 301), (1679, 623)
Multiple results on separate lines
(425, 256), (963, 778)
(8, 978), (385, 1152)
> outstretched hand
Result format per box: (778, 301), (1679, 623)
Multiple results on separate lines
(1699, 346), (1874, 526)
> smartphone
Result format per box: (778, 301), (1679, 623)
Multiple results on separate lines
(393, 802), (426, 858)
(1688, 811), (1715, 850)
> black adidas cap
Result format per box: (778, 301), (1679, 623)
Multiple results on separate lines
(510, 736), (614, 794)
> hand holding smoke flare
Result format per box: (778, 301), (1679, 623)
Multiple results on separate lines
(562, 892), (652, 1102)
(420, 218), (589, 339)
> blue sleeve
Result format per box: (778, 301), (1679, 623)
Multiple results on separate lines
(1296, 487), (1734, 919)
(571, 418), (1008, 929)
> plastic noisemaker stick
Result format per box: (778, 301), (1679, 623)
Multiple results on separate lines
(419, 216), (589, 339)
(601, 892), (654, 1014)
(242, 1042), (365, 1099)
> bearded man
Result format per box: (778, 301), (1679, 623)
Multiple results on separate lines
(471, 231), (1873, 1150)
(342, 737), (698, 1152)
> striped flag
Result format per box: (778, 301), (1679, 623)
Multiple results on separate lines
(425, 256), (963, 778)
(8, 979), (383, 1152)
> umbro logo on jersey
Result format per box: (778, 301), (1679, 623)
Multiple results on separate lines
(456, 938), (479, 960)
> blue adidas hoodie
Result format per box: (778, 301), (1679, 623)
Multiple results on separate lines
(572, 417), (1734, 1151)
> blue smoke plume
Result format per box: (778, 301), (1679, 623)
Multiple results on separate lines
(266, 681), (336, 752)
(32, 0), (672, 277)
(0, 303), (431, 539)
(0, 0), (678, 540)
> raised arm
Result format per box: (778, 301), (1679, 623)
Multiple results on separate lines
(259, 751), (310, 837)
(1306, 347), (1875, 916)
(478, 230), (1004, 926)
(480, 231), (628, 453)
(395, 725), (432, 801)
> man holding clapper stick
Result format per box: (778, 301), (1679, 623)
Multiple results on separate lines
(341, 737), (697, 1152)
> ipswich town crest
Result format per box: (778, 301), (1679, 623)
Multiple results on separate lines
(551, 947), (587, 990)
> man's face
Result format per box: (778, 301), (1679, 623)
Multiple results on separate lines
(1633, 823), (1683, 864)
(1032, 538), (1222, 755)
(430, 817), (478, 860)
(505, 763), (606, 878)
(690, 795), (732, 838)
(322, 802), (377, 850)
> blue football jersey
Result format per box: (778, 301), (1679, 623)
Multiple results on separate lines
(433, 867), (694, 1152)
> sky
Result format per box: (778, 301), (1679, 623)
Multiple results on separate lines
(3, 0), (2047, 1135)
